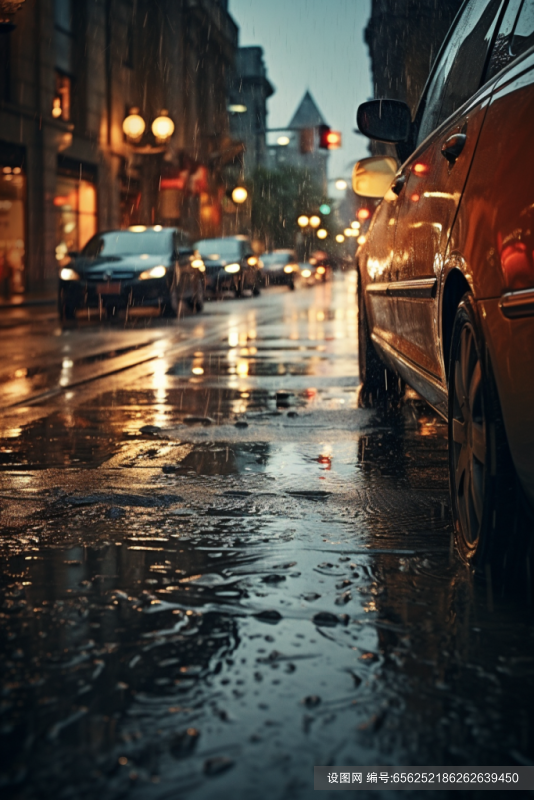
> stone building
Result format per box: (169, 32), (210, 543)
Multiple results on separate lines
(228, 46), (274, 177)
(365, 0), (463, 112)
(268, 91), (329, 194)
(0, 0), (242, 296)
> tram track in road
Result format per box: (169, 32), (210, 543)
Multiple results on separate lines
(0, 291), (297, 427)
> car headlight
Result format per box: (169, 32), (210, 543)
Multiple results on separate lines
(192, 258), (204, 269)
(139, 265), (167, 280)
(60, 268), (81, 281)
(284, 265), (294, 274)
(301, 269), (312, 278)
(247, 256), (258, 266)
(224, 263), (240, 274)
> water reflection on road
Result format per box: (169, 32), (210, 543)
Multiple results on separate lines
(0, 275), (532, 799)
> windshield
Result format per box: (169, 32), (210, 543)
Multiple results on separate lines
(82, 230), (175, 257)
(262, 252), (294, 265)
(195, 238), (243, 259)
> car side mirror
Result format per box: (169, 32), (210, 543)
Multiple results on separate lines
(352, 156), (398, 199)
(357, 99), (411, 143)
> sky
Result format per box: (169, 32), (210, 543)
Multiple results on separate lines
(229, 0), (373, 197)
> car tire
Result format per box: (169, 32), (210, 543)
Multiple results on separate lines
(187, 278), (204, 313)
(162, 290), (178, 318)
(58, 291), (76, 322)
(448, 294), (525, 584)
(357, 269), (399, 400)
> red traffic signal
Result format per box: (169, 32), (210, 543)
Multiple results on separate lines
(318, 125), (342, 150)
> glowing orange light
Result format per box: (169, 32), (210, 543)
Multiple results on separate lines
(326, 131), (342, 148)
(412, 163), (428, 175)
(411, 193), (420, 203)
(357, 208), (371, 221)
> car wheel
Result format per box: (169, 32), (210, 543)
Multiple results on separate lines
(187, 278), (204, 313)
(357, 269), (399, 400)
(58, 291), (76, 322)
(448, 294), (522, 582)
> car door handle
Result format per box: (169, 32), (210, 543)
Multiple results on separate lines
(441, 133), (466, 164)
(392, 174), (406, 195)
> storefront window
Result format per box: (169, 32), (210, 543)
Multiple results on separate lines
(54, 176), (97, 263)
(0, 164), (26, 297)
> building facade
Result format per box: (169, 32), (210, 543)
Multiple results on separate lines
(228, 46), (274, 178)
(0, 0), (242, 296)
(267, 91), (329, 194)
(364, 0), (463, 155)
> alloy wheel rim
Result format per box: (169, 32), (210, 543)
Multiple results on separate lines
(451, 323), (487, 548)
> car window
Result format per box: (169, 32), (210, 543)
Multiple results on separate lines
(82, 230), (174, 257)
(195, 238), (242, 259)
(417, 0), (505, 145)
(511, 0), (534, 55)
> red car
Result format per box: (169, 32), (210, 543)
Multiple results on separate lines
(354, 0), (534, 580)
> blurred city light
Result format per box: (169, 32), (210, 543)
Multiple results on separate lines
(309, 215), (321, 228)
(298, 215), (309, 227)
(335, 179), (347, 190)
(232, 186), (248, 204)
(123, 108), (146, 140)
(151, 110), (175, 142)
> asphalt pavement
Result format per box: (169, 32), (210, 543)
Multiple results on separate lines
(0, 274), (533, 799)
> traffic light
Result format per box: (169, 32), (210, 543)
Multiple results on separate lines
(318, 125), (342, 150)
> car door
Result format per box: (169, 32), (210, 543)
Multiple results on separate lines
(390, 0), (507, 382)
(361, 183), (402, 353)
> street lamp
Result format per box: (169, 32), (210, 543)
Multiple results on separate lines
(151, 110), (175, 144)
(123, 108), (146, 142)
(336, 234), (345, 243)
(309, 215), (321, 228)
(297, 215), (309, 228)
(232, 186), (248, 204)
(317, 228), (328, 240)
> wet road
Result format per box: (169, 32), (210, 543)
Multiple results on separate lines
(0, 274), (533, 799)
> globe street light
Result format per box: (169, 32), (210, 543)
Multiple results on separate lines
(297, 215), (309, 228)
(317, 228), (328, 240)
(336, 234), (345, 243)
(123, 108), (146, 141)
(151, 110), (175, 143)
(309, 215), (321, 228)
(232, 186), (248, 204)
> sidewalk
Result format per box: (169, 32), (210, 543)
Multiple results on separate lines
(0, 290), (56, 310)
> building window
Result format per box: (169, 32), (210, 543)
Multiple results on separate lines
(0, 163), (26, 296)
(0, 35), (10, 103)
(124, 21), (134, 68)
(55, 0), (73, 75)
(52, 72), (71, 120)
(54, 176), (97, 262)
